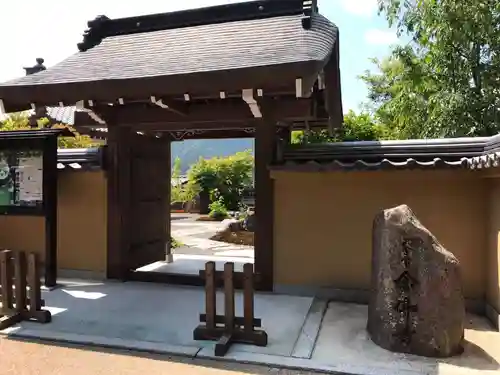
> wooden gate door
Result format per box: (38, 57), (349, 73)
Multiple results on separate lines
(128, 133), (171, 271)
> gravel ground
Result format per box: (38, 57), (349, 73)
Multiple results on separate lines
(0, 337), (327, 375)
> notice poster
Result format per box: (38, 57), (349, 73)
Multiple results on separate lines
(0, 150), (43, 207)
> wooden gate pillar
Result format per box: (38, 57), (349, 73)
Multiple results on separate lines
(254, 118), (276, 292)
(106, 125), (132, 280)
(165, 138), (173, 264)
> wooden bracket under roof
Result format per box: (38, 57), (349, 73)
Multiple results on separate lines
(302, 0), (318, 29)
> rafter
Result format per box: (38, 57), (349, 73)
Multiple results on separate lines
(242, 89), (262, 118)
(150, 96), (187, 116)
(75, 100), (107, 125)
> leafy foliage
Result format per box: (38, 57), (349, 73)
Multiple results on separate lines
(172, 139), (253, 173)
(371, 0), (500, 137)
(208, 200), (229, 220)
(291, 110), (396, 144)
(0, 112), (99, 148)
(186, 151), (254, 211)
(359, 47), (440, 139)
(295, 0), (500, 143)
(171, 156), (184, 203)
(171, 237), (183, 249)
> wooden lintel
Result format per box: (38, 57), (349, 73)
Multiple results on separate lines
(69, 128), (259, 141)
(131, 121), (256, 132)
(166, 128), (256, 141)
(97, 97), (312, 126)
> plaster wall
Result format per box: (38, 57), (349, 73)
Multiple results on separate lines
(487, 177), (500, 327)
(0, 171), (107, 274)
(272, 169), (487, 300)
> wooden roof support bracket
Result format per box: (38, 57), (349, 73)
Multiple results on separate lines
(242, 89), (262, 118)
(296, 78), (303, 98)
(295, 77), (313, 98)
(317, 72), (325, 90)
(150, 96), (187, 116)
(75, 100), (106, 125)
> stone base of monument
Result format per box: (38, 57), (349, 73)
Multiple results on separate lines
(367, 204), (465, 358)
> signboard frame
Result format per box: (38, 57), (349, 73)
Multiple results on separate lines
(0, 130), (60, 288)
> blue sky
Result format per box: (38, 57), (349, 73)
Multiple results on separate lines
(0, 0), (399, 112)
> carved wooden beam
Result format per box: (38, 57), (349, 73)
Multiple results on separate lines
(96, 97), (312, 126)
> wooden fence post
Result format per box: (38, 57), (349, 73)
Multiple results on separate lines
(13, 251), (27, 313)
(205, 261), (216, 330)
(25, 253), (51, 323)
(0, 250), (51, 330)
(243, 263), (254, 333)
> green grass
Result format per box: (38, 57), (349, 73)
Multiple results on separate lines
(171, 237), (183, 249)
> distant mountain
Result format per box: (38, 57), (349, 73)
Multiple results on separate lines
(172, 138), (254, 172)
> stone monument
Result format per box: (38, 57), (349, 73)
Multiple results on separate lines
(367, 204), (465, 358)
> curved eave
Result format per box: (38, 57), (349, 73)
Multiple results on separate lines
(0, 11), (339, 113)
(0, 61), (326, 113)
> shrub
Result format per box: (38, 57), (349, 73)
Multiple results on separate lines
(208, 200), (228, 220)
(186, 151), (254, 211)
(171, 237), (183, 249)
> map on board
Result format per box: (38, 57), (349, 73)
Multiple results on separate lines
(0, 150), (43, 207)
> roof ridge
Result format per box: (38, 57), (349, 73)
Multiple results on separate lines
(77, 0), (318, 52)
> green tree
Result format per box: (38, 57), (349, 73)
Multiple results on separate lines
(360, 48), (439, 139)
(291, 110), (395, 144)
(170, 157), (192, 203)
(1, 112), (99, 148)
(186, 151), (254, 211)
(373, 0), (500, 137)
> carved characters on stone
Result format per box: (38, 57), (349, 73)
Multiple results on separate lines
(391, 239), (420, 346)
(368, 204), (465, 358)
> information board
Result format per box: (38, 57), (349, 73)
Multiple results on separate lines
(0, 150), (43, 207)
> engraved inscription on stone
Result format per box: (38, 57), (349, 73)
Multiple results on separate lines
(368, 204), (465, 358)
(391, 239), (420, 346)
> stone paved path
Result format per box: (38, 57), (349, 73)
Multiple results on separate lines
(171, 214), (253, 258)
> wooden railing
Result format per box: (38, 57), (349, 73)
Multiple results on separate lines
(0, 250), (51, 330)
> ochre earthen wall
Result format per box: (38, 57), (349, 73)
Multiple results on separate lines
(272, 170), (487, 300)
(0, 171), (107, 274)
(487, 177), (500, 319)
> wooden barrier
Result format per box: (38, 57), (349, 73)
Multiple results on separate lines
(0, 250), (51, 330)
(193, 261), (268, 356)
